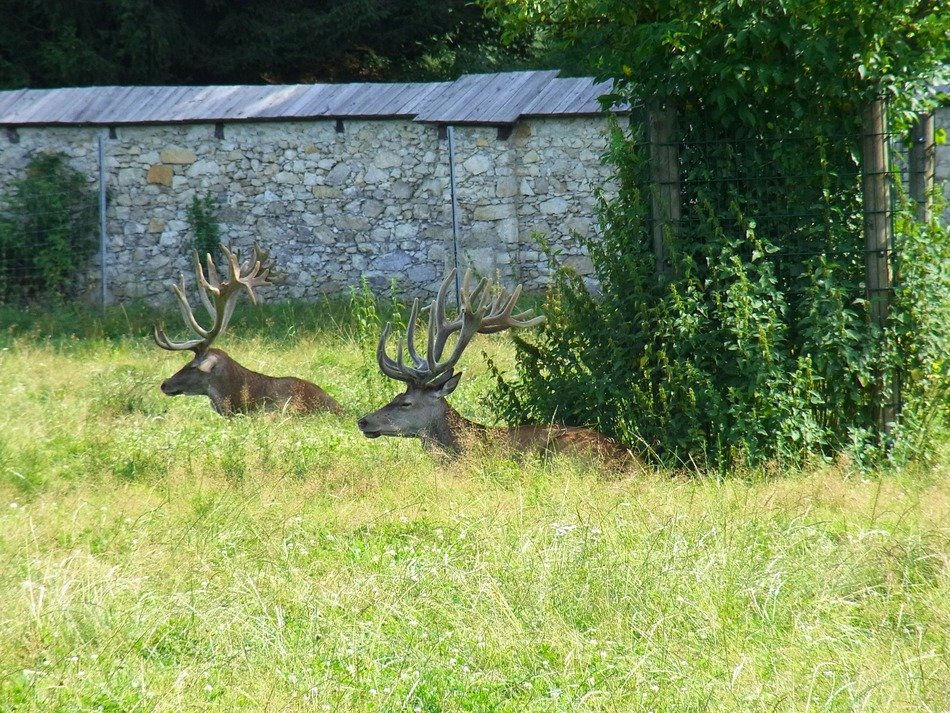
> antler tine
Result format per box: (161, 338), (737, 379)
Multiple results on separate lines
(376, 297), (437, 385)
(249, 242), (290, 286)
(404, 297), (428, 371)
(171, 275), (212, 340)
(225, 242), (277, 304)
(409, 269), (489, 381)
(477, 283), (546, 334)
(150, 272), (213, 353)
(152, 324), (206, 352)
(376, 320), (420, 384)
(427, 269), (464, 365)
(195, 251), (217, 321)
(374, 269), (545, 388)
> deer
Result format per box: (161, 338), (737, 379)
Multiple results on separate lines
(357, 269), (635, 467)
(153, 243), (344, 417)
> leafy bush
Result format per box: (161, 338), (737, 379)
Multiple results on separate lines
(491, 120), (948, 470)
(0, 152), (98, 302)
(485, 0), (948, 470)
(185, 191), (221, 262)
(884, 195), (950, 464)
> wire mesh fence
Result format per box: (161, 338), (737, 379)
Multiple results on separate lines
(627, 102), (945, 435)
(0, 142), (106, 304)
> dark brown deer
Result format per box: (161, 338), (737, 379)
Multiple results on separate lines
(153, 244), (343, 416)
(357, 270), (635, 466)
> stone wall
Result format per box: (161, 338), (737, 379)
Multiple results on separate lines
(0, 117), (616, 304)
(2, 107), (946, 305)
(937, 106), (950, 225)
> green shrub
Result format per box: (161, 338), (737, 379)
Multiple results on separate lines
(483, 0), (948, 471)
(185, 191), (221, 262)
(0, 152), (98, 302)
(490, 121), (948, 470)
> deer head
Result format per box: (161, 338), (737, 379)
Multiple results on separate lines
(357, 269), (544, 451)
(153, 243), (275, 398)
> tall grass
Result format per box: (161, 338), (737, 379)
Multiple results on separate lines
(0, 301), (947, 711)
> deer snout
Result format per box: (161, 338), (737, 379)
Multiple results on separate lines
(160, 379), (181, 396)
(357, 416), (381, 438)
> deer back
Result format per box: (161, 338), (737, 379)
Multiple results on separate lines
(162, 347), (343, 416)
(504, 424), (636, 466)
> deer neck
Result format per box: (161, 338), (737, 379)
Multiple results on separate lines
(205, 352), (257, 415)
(419, 401), (488, 454)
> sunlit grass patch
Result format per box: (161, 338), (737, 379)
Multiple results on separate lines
(0, 302), (946, 711)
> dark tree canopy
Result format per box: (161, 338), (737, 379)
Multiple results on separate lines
(0, 0), (532, 88)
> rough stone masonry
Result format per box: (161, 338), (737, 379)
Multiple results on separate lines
(0, 116), (618, 304)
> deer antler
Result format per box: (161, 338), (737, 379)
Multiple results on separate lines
(153, 243), (274, 353)
(377, 269), (545, 386)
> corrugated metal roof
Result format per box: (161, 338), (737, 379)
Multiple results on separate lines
(0, 71), (624, 127)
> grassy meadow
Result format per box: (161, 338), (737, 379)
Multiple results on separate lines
(0, 299), (947, 712)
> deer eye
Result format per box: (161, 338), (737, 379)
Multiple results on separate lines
(400, 400), (413, 407)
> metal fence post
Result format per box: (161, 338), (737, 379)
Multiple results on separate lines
(648, 104), (680, 276)
(908, 111), (935, 223)
(860, 98), (896, 435)
(98, 130), (108, 307)
(447, 124), (461, 305)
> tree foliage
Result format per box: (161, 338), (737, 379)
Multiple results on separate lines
(485, 0), (949, 469)
(0, 0), (536, 88)
(484, 0), (949, 124)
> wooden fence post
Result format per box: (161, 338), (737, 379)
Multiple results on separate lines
(860, 98), (896, 434)
(648, 105), (680, 275)
(908, 111), (935, 223)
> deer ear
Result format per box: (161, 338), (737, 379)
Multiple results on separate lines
(433, 371), (462, 397)
(196, 352), (220, 373)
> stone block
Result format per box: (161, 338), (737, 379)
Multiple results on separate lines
(325, 163), (351, 185)
(373, 150), (402, 169)
(364, 167), (388, 184)
(564, 254), (594, 275)
(495, 176), (519, 198)
(462, 247), (496, 276)
(116, 168), (139, 186)
(147, 217), (165, 233)
(146, 254), (171, 270)
(339, 214), (370, 230)
(392, 180), (413, 199)
(564, 217), (592, 237)
(539, 197), (569, 215)
(462, 154), (490, 175)
(372, 250), (411, 273)
(363, 199), (384, 218)
(160, 147), (197, 164)
(473, 203), (516, 221)
(394, 223), (415, 240)
(312, 186), (342, 199)
(187, 158), (218, 176)
(406, 263), (437, 284)
(146, 164), (173, 186)
(498, 217), (519, 244)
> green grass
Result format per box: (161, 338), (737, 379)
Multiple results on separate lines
(0, 302), (947, 711)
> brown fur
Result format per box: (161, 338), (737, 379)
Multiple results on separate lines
(358, 375), (637, 470)
(161, 347), (344, 417)
(437, 404), (635, 467)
